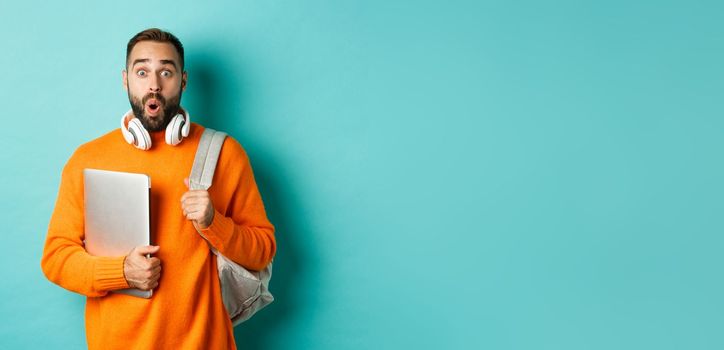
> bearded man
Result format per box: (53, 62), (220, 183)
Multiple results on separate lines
(40, 28), (276, 350)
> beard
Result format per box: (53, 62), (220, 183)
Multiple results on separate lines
(127, 89), (183, 132)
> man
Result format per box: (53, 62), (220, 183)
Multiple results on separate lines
(40, 28), (276, 350)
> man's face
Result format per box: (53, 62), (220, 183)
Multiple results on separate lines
(123, 41), (187, 132)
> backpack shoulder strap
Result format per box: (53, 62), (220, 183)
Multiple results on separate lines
(190, 128), (227, 191)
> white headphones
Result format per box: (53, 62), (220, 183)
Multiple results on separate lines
(120, 108), (191, 150)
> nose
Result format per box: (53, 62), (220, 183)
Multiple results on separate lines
(148, 74), (161, 93)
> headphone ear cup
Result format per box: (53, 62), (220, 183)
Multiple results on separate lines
(128, 118), (151, 150)
(120, 111), (135, 145)
(181, 110), (191, 137)
(165, 114), (184, 146)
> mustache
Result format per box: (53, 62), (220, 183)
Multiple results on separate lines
(142, 93), (166, 105)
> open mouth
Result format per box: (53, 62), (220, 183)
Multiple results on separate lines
(145, 99), (162, 115)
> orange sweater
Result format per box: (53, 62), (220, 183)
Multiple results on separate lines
(41, 122), (276, 350)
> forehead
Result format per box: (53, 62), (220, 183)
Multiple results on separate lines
(128, 41), (180, 65)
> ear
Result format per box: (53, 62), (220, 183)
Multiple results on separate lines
(122, 69), (128, 92)
(181, 71), (188, 92)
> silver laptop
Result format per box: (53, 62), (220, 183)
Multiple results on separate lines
(83, 168), (153, 298)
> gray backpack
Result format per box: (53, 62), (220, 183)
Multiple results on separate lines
(189, 128), (274, 326)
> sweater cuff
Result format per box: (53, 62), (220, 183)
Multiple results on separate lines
(198, 209), (234, 251)
(93, 256), (130, 291)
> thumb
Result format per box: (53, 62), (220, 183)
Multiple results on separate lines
(134, 245), (160, 256)
(184, 177), (189, 189)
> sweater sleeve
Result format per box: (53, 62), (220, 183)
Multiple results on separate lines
(40, 151), (130, 297)
(197, 138), (276, 271)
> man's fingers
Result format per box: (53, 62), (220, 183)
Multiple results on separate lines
(183, 204), (206, 215)
(181, 203), (209, 219)
(181, 194), (211, 207)
(138, 281), (157, 291)
(149, 269), (161, 282)
(141, 266), (161, 282)
(181, 189), (206, 199)
(184, 207), (208, 222)
(134, 245), (160, 256)
(187, 212), (203, 222)
(132, 268), (161, 289)
(181, 196), (209, 206)
(148, 257), (161, 268)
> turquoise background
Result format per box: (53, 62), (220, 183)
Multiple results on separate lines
(1, 0), (723, 349)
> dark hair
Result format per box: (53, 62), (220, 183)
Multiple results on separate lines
(126, 28), (185, 70)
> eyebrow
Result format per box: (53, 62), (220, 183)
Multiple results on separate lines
(132, 58), (179, 70)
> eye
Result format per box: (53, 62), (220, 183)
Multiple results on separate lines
(161, 70), (172, 77)
(137, 70), (147, 77)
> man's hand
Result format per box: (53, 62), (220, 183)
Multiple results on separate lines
(124, 245), (161, 291)
(181, 178), (215, 229)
